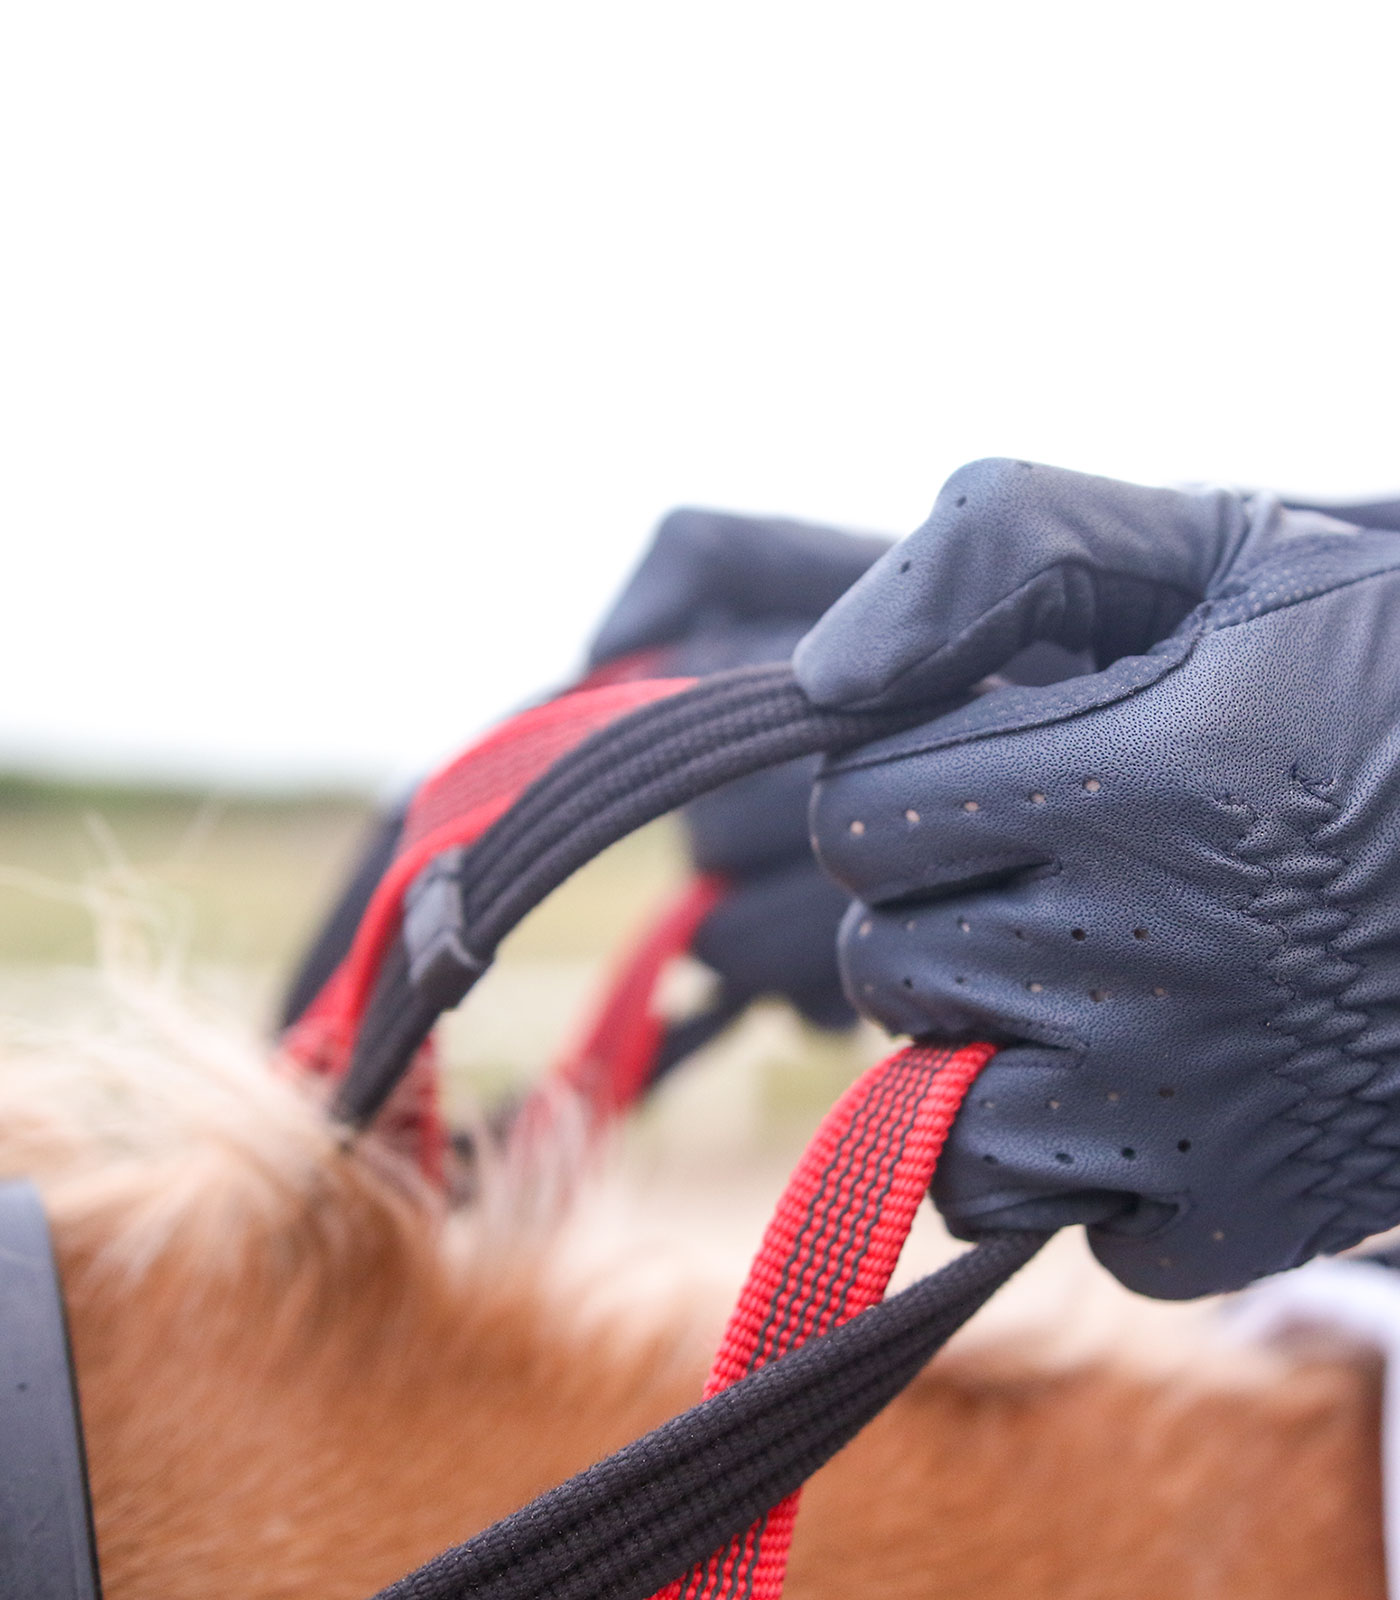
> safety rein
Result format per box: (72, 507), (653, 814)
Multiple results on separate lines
(288, 662), (1049, 1600)
(3, 664), (1049, 1600)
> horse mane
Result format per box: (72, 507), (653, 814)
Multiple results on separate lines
(0, 952), (1325, 1391)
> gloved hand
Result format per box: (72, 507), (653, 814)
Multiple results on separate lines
(1283, 493), (1400, 532)
(795, 457), (1400, 1299)
(588, 507), (892, 670)
(591, 508), (894, 1041)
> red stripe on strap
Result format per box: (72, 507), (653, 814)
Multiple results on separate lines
(505, 874), (728, 1178)
(282, 676), (696, 1081)
(554, 874), (728, 1115)
(653, 1040), (996, 1600)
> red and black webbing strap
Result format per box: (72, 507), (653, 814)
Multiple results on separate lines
(370, 1045), (1050, 1600)
(656, 1041), (998, 1600)
(334, 663), (936, 1131)
(280, 676), (695, 1085)
(510, 874), (731, 1157)
(332, 663), (1048, 1598)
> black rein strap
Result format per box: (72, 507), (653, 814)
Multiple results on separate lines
(370, 1230), (1049, 1600)
(0, 665), (1049, 1600)
(334, 663), (940, 1128)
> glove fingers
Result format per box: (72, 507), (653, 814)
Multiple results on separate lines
(837, 896), (1077, 1047)
(933, 1047), (1148, 1234)
(589, 508), (891, 666)
(692, 861), (851, 1010)
(937, 1040), (1330, 1300)
(794, 457), (1250, 711)
(686, 756), (818, 877)
(855, 900), (1315, 1299)
(811, 702), (1089, 911)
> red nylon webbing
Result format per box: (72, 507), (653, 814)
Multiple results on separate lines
(282, 676), (695, 1084)
(505, 874), (728, 1172)
(557, 874), (728, 1112)
(653, 1039), (996, 1600)
(278, 673), (693, 1182)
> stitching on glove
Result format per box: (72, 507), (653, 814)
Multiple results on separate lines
(823, 633), (1200, 773)
(1211, 545), (1400, 628)
(857, 557), (1204, 708)
(851, 851), (1060, 911)
(827, 558), (1400, 782)
(1220, 779), (1393, 1243)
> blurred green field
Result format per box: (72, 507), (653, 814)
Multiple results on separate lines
(0, 773), (874, 1156)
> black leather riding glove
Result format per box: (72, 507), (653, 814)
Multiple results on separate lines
(592, 509), (893, 1037)
(588, 507), (891, 669)
(795, 458), (1400, 1299)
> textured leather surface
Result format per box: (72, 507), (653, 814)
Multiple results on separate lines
(1284, 494), (1400, 532)
(590, 512), (895, 1032)
(689, 855), (854, 1029)
(795, 458), (1400, 1298)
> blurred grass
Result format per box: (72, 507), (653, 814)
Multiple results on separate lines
(0, 772), (688, 969)
(0, 772), (874, 1152)
(0, 773), (376, 970)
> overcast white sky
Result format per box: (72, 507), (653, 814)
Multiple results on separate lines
(1, 2), (1397, 790)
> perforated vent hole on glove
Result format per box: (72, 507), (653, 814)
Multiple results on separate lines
(961, 800), (980, 813)
(1153, 986), (1168, 997)
(1071, 927), (1087, 940)
(1133, 927), (1149, 940)
(1158, 1086), (1176, 1099)
(1089, 989), (1108, 1002)
(1121, 1148), (1136, 1160)
(1082, 777), (1101, 793)
(1177, 1139), (1192, 1152)
(1029, 791), (1046, 805)
(904, 808), (920, 824)
(1055, 1151), (1074, 1165)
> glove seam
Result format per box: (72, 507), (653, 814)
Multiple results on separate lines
(1219, 777), (1392, 1251)
(809, 558), (1204, 713)
(847, 851), (1058, 910)
(1208, 547), (1400, 631)
(824, 558), (1400, 780)
(822, 629), (1200, 773)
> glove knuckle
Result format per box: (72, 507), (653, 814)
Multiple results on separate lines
(652, 506), (722, 555)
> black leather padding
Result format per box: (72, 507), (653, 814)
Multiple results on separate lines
(0, 1180), (102, 1600)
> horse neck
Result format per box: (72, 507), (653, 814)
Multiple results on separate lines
(54, 1148), (707, 1600)
(48, 1147), (1387, 1600)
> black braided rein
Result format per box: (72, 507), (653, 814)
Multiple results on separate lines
(335, 663), (934, 1128)
(369, 1230), (1049, 1600)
